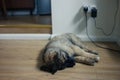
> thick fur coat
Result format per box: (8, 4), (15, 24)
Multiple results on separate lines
(40, 33), (100, 74)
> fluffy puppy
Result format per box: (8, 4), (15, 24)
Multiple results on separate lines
(40, 33), (100, 74)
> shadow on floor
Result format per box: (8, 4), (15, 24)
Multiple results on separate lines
(36, 48), (45, 71)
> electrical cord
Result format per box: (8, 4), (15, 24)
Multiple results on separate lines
(85, 13), (120, 53)
(93, 0), (119, 36)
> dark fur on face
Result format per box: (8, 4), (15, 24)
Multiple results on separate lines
(40, 52), (75, 74)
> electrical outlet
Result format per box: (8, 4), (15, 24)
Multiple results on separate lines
(83, 5), (97, 18)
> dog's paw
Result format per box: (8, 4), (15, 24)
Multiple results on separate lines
(87, 59), (96, 66)
(95, 56), (100, 63)
(85, 56), (100, 66)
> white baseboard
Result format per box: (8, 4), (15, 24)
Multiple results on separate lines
(117, 38), (120, 46)
(113, 36), (120, 46)
(0, 34), (116, 42)
(0, 34), (51, 40)
(79, 35), (116, 42)
(51, 34), (116, 42)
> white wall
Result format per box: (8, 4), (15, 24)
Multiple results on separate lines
(51, 0), (119, 41)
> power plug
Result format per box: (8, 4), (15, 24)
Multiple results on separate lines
(91, 6), (97, 18)
(83, 6), (88, 13)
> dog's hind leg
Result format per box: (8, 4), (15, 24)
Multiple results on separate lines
(82, 48), (99, 55)
(71, 45), (100, 63)
(67, 33), (84, 48)
(74, 56), (95, 65)
(74, 56), (95, 66)
(67, 33), (98, 55)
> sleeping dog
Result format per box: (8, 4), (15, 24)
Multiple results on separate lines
(40, 33), (100, 74)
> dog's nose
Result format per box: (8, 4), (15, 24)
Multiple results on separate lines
(65, 57), (75, 67)
(40, 64), (58, 74)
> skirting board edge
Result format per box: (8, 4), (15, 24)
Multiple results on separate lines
(0, 34), (51, 40)
(117, 39), (120, 46)
(0, 34), (116, 42)
(51, 34), (116, 42)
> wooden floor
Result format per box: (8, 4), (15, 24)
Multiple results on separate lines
(0, 40), (120, 80)
(0, 25), (52, 34)
(0, 15), (52, 33)
(0, 15), (52, 25)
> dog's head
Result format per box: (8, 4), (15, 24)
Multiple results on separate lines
(40, 49), (75, 74)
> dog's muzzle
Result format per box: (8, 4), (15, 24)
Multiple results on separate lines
(40, 56), (75, 74)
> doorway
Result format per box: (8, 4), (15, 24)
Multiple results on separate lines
(0, 0), (52, 33)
